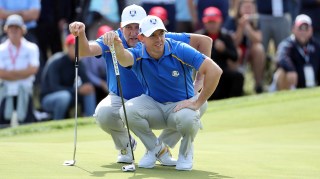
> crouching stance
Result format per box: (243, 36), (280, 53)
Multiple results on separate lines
(104, 15), (222, 170)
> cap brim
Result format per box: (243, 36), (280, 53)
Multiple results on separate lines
(4, 24), (26, 31)
(121, 20), (141, 27)
(202, 16), (222, 23)
(140, 27), (167, 37)
(295, 22), (311, 27)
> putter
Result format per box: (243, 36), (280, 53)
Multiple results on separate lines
(110, 44), (136, 172)
(63, 36), (79, 166)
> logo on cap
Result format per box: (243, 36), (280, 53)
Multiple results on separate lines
(150, 18), (157, 25)
(129, 10), (136, 17)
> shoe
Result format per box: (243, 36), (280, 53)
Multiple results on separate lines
(117, 137), (137, 163)
(255, 85), (263, 94)
(157, 147), (177, 166)
(176, 145), (194, 171)
(139, 143), (177, 168)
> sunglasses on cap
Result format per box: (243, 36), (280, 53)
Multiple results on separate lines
(298, 23), (310, 31)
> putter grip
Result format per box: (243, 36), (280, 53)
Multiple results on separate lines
(110, 44), (120, 76)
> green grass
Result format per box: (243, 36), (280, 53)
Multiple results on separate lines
(1, 88), (320, 179)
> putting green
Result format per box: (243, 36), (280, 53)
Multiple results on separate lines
(1, 88), (320, 179)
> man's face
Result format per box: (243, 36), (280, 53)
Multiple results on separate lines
(293, 23), (313, 45)
(239, 1), (256, 16)
(139, 29), (165, 57)
(204, 21), (221, 34)
(122, 23), (140, 47)
(6, 25), (23, 41)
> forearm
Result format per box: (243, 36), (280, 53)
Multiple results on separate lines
(19, 9), (40, 22)
(193, 72), (204, 93)
(0, 9), (39, 21)
(190, 35), (213, 91)
(78, 31), (92, 57)
(188, 0), (198, 26)
(0, 66), (38, 81)
(69, 21), (102, 57)
(234, 27), (245, 45)
(246, 27), (262, 44)
(196, 59), (222, 106)
(113, 42), (133, 67)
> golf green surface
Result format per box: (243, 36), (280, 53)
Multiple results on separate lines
(1, 88), (320, 179)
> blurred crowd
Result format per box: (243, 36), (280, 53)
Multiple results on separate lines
(0, 0), (319, 127)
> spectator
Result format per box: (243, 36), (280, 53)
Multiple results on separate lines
(36, 0), (63, 66)
(288, 0), (301, 21)
(230, 0), (241, 15)
(224, 0), (266, 93)
(81, 25), (112, 104)
(149, 6), (169, 28)
(300, 0), (320, 43)
(270, 14), (320, 91)
(140, 0), (176, 31)
(175, 0), (194, 33)
(190, 0), (230, 30)
(196, 7), (243, 99)
(0, 14), (39, 127)
(256, 0), (291, 53)
(0, 0), (41, 44)
(103, 15), (222, 171)
(84, 0), (120, 40)
(40, 34), (96, 120)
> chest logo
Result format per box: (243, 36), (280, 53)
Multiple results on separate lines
(172, 71), (179, 77)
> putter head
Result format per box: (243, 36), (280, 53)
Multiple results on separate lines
(63, 160), (76, 166)
(122, 163), (135, 172)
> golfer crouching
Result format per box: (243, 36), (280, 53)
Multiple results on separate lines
(103, 15), (222, 171)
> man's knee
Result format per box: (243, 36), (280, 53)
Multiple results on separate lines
(94, 106), (120, 124)
(120, 103), (135, 120)
(57, 91), (72, 107)
(175, 109), (200, 133)
(95, 106), (120, 130)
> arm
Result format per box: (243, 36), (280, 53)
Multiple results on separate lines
(234, 17), (246, 46)
(189, 34), (213, 91)
(193, 72), (204, 93)
(103, 31), (134, 67)
(188, 0), (198, 29)
(189, 34), (213, 57)
(215, 35), (238, 61)
(0, 65), (38, 81)
(195, 58), (222, 107)
(19, 8), (40, 22)
(174, 58), (222, 112)
(244, 21), (262, 44)
(69, 21), (102, 57)
(276, 39), (295, 71)
(234, 15), (262, 45)
(0, 9), (40, 22)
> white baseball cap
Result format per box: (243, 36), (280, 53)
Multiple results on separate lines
(139, 15), (167, 37)
(121, 4), (147, 27)
(4, 14), (26, 29)
(294, 14), (312, 27)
